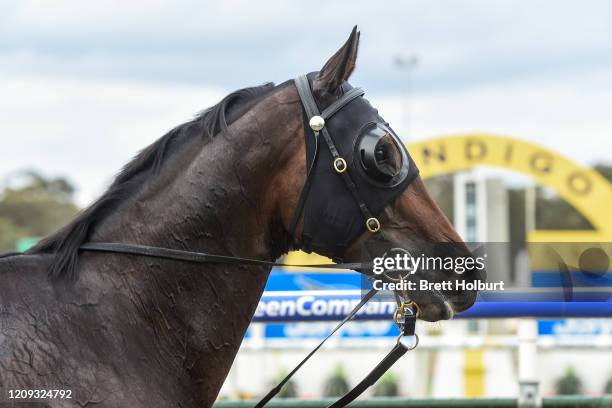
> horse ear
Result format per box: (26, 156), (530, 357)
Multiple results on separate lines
(313, 26), (360, 95)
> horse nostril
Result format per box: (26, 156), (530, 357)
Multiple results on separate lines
(445, 301), (455, 319)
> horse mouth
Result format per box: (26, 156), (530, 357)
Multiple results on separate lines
(413, 292), (455, 322)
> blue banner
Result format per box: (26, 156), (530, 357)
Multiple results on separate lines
(538, 319), (612, 336)
(253, 292), (612, 322)
(264, 322), (399, 339)
(265, 270), (361, 291)
(254, 291), (395, 322)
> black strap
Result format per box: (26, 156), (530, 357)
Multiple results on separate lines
(326, 313), (416, 408)
(287, 75), (324, 247)
(79, 242), (372, 272)
(319, 120), (374, 221)
(327, 343), (409, 408)
(294, 75), (321, 125)
(321, 88), (365, 120)
(288, 129), (319, 247)
(403, 313), (417, 336)
(254, 288), (378, 408)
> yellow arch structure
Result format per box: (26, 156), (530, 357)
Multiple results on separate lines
(411, 135), (612, 398)
(410, 133), (612, 241)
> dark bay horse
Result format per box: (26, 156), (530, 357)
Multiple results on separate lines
(0, 28), (483, 407)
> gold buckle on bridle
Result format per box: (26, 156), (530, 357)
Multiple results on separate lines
(333, 157), (347, 173)
(393, 299), (420, 326)
(365, 217), (380, 233)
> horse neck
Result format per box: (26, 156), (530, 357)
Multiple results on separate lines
(91, 94), (299, 260)
(76, 86), (303, 403)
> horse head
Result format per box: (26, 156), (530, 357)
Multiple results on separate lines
(275, 27), (485, 322)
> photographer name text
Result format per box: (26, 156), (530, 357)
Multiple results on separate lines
(373, 279), (504, 291)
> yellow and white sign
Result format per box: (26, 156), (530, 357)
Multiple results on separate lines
(411, 133), (612, 242)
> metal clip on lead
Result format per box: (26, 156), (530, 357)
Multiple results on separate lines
(394, 301), (419, 350)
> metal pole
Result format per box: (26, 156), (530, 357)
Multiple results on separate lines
(394, 55), (418, 137)
(525, 184), (536, 239)
(518, 319), (541, 408)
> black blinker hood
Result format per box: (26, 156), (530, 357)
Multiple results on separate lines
(299, 73), (419, 257)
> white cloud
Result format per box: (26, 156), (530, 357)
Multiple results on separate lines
(2, 0), (611, 93)
(371, 67), (612, 167)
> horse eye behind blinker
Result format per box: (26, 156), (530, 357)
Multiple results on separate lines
(356, 123), (409, 187)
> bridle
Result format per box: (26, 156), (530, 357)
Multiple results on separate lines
(77, 74), (420, 407)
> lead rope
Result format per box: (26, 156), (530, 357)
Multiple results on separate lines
(255, 294), (418, 408)
(254, 288), (378, 408)
(77, 242), (416, 408)
(79, 242), (372, 272)
(327, 301), (418, 408)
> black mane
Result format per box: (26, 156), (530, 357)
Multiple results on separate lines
(30, 82), (277, 281)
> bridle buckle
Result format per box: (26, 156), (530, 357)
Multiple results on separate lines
(333, 157), (347, 173)
(393, 300), (417, 325)
(366, 217), (381, 233)
(397, 332), (419, 350)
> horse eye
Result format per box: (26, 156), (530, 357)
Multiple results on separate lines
(375, 134), (402, 177)
(357, 126), (404, 183)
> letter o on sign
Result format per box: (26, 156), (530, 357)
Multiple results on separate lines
(465, 139), (486, 161)
(311, 299), (327, 316)
(530, 152), (553, 174)
(567, 172), (592, 195)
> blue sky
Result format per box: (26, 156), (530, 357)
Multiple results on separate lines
(1, 0), (611, 204)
